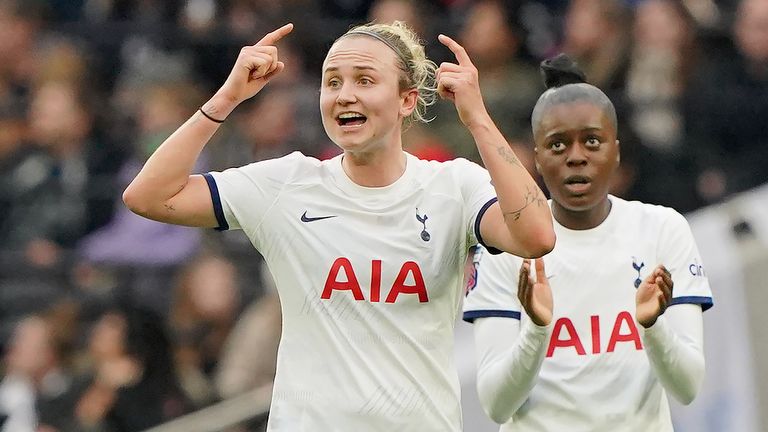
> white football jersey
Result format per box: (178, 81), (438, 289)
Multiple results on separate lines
(206, 151), (497, 432)
(463, 196), (713, 432)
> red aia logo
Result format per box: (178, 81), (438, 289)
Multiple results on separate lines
(321, 258), (428, 303)
(547, 311), (643, 357)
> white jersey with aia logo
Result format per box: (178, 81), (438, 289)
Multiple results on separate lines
(463, 196), (713, 432)
(205, 151), (497, 432)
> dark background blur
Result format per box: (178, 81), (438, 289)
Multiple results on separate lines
(0, 0), (766, 431)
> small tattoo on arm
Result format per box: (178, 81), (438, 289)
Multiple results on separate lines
(164, 203), (176, 212)
(504, 184), (546, 221)
(496, 146), (522, 168)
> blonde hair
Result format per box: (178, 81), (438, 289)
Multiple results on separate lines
(338, 21), (437, 126)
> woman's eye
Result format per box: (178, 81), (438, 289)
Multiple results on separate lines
(550, 142), (565, 152)
(359, 77), (372, 85)
(586, 137), (601, 147)
(327, 79), (341, 88)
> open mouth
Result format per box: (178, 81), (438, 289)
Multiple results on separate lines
(336, 112), (367, 127)
(563, 175), (592, 194)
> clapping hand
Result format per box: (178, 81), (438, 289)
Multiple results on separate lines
(518, 258), (553, 327)
(636, 265), (674, 328)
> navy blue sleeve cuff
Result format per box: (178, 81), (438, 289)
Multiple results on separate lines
(202, 173), (229, 231)
(474, 197), (503, 255)
(670, 296), (713, 312)
(463, 310), (521, 323)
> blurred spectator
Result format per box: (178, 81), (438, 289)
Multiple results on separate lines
(0, 309), (80, 432)
(214, 294), (280, 401)
(77, 82), (204, 268)
(623, 0), (703, 211)
(562, 0), (632, 96)
(369, 0), (427, 36)
(319, 0), (373, 19)
(0, 99), (39, 252)
(170, 255), (240, 408)
(430, 0), (540, 162)
(0, 317), (48, 431)
(75, 307), (189, 431)
(74, 81), (205, 314)
(0, 0), (46, 104)
(0, 80), (100, 268)
(683, 0), (768, 205)
(213, 264), (279, 430)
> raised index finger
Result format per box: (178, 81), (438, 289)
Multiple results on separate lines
(256, 23), (294, 46)
(438, 34), (473, 66)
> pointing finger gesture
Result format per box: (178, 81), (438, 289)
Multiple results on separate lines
(436, 34), (489, 128)
(218, 23), (294, 105)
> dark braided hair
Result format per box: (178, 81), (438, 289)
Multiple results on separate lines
(531, 54), (617, 136)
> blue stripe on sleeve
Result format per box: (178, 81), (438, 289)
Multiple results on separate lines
(670, 296), (713, 312)
(463, 310), (521, 323)
(202, 173), (229, 231)
(475, 197), (503, 255)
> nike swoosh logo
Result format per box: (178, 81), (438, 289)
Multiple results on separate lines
(301, 211), (337, 223)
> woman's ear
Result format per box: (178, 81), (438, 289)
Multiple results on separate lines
(534, 146), (542, 174)
(400, 88), (418, 117)
(615, 139), (621, 164)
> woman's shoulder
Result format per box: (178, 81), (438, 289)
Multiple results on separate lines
(411, 155), (486, 174)
(612, 196), (687, 225)
(235, 151), (325, 171)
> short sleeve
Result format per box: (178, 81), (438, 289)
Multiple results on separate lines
(658, 209), (714, 311)
(452, 158), (500, 253)
(463, 246), (524, 323)
(204, 152), (301, 231)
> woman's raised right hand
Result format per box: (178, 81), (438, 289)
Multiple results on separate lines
(217, 23), (294, 105)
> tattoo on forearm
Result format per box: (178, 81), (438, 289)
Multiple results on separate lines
(164, 203), (176, 212)
(496, 146), (522, 168)
(504, 184), (546, 221)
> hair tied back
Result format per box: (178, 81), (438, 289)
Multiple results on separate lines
(540, 53), (587, 89)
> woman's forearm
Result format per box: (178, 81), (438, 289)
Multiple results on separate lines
(122, 95), (236, 215)
(642, 304), (705, 405)
(469, 118), (555, 256)
(475, 317), (551, 424)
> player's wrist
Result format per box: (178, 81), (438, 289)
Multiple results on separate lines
(204, 93), (239, 119)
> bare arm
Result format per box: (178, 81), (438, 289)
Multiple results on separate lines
(436, 35), (555, 258)
(122, 24), (294, 227)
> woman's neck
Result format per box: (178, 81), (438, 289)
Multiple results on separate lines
(552, 196), (612, 230)
(342, 144), (407, 187)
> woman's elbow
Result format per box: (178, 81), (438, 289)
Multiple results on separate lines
(480, 394), (514, 424)
(672, 360), (705, 405)
(122, 184), (151, 217)
(674, 383), (700, 406)
(477, 381), (516, 424)
(518, 229), (556, 258)
(486, 406), (513, 425)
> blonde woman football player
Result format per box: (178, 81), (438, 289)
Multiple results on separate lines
(123, 21), (555, 431)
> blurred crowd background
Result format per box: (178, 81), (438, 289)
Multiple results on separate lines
(0, 0), (766, 431)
